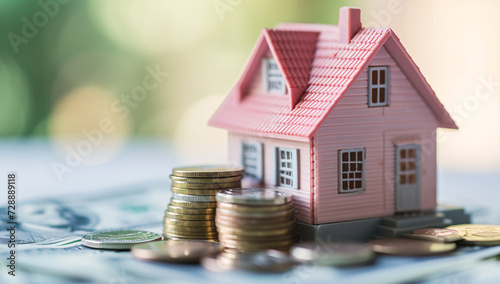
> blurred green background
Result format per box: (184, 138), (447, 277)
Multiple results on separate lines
(1, 0), (500, 172)
(0, 0), (350, 138)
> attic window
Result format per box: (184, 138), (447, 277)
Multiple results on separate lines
(368, 66), (389, 107)
(262, 58), (286, 94)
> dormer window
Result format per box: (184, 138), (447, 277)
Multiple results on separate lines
(262, 58), (286, 94)
(368, 66), (389, 107)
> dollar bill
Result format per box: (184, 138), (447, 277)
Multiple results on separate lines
(0, 184), (169, 249)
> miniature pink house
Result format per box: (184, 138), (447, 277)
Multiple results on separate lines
(209, 7), (457, 226)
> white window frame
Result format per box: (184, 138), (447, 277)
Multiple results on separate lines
(275, 147), (299, 189)
(241, 142), (263, 182)
(338, 148), (366, 194)
(262, 58), (286, 94)
(368, 66), (389, 107)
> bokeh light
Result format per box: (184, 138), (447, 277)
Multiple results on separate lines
(88, 0), (216, 56)
(48, 86), (132, 165)
(173, 95), (227, 164)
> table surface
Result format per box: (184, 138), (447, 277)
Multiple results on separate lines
(1, 139), (499, 284)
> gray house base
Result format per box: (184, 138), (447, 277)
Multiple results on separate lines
(296, 206), (470, 242)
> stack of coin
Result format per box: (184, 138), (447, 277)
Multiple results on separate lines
(215, 188), (296, 252)
(164, 165), (244, 241)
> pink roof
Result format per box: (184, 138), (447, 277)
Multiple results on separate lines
(209, 23), (457, 139)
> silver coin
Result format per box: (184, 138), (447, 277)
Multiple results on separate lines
(291, 241), (375, 266)
(201, 249), (295, 272)
(172, 193), (217, 202)
(81, 230), (163, 250)
(132, 240), (223, 263)
(216, 188), (293, 205)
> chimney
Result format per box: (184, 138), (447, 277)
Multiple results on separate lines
(338, 7), (362, 44)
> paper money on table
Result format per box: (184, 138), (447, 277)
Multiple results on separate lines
(0, 183), (169, 250)
(1, 179), (500, 284)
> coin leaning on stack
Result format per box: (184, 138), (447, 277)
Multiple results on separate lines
(163, 165), (244, 241)
(215, 188), (296, 252)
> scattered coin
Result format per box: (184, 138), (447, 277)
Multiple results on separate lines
(132, 240), (223, 263)
(291, 241), (375, 266)
(216, 188), (293, 205)
(445, 224), (500, 246)
(172, 193), (217, 202)
(368, 238), (456, 256)
(81, 230), (162, 250)
(172, 165), (244, 178)
(402, 228), (463, 243)
(201, 249), (295, 272)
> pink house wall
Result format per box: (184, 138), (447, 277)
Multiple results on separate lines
(227, 133), (313, 224)
(313, 45), (439, 224)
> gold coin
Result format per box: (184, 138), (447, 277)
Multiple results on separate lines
(164, 236), (219, 242)
(221, 242), (294, 252)
(164, 218), (216, 227)
(165, 211), (215, 221)
(169, 198), (217, 208)
(445, 224), (500, 246)
(290, 242), (375, 266)
(170, 175), (242, 183)
(163, 232), (218, 239)
(131, 240), (223, 263)
(172, 165), (244, 178)
(201, 249), (295, 272)
(219, 237), (296, 247)
(216, 226), (294, 237)
(216, 207), (295, 218)
(171, 187), (219, 196)
(172, 181), (241, 190)
(215, 214), (294, 225)
(167, 205), (216, 215)
(164, 225), (217, 234)
(215, 219), (295, 229)
(218, 233), (295, 242)
(401, 228), (463, 243)
(368, 238), (456, 256)
(217, 202), (294, 213)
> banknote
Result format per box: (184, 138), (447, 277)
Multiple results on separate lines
(0, 183), (169, 249)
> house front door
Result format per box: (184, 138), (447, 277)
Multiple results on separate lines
(395, 144), (421, 212)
